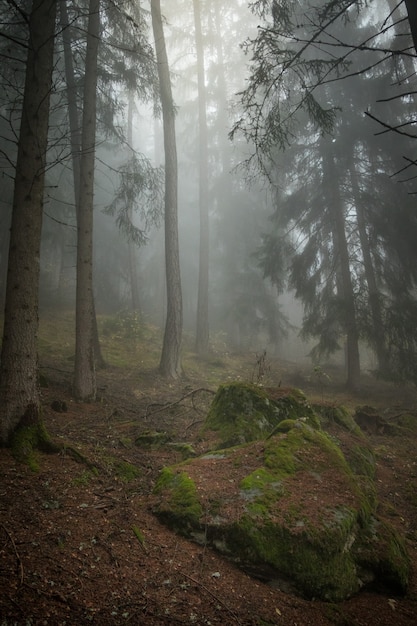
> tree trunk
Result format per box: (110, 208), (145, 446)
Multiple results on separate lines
(193, 0), (210, 356)
(60, 0), (82, 204)
(127, 91), (141, 312)
(404, 0), (417, 54)
(0, 0), (56, 443)
(349, 160), (389, 374)
(151, 0), (183, 379)
(61, 0), (105, 372)
(74, 0), (100, 400)
(323, 143), (361, 390)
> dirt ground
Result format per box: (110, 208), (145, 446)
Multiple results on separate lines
(1, 358), (417, 625)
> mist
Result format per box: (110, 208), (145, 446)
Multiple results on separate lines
(1, 0), (417, 388)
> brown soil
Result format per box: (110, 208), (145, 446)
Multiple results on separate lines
(1, 359), (417, 625)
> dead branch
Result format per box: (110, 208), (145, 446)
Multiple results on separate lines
(144, 387), (215, 420)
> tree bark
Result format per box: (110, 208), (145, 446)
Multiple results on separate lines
(193, 0), (210, 357)
(349, 159), (389, 374)
(74, 0), (100, 400)
(151, 0), (183, 379)
(404, 0), (417, 54)
(61, 0), (105, 371)
(127, 90), (141, 312)
(0, 0), (56, 443)
(323, 142), (361, 391)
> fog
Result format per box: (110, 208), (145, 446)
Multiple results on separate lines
(1, 0), (416, 385)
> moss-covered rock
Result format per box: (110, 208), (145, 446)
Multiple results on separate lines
(354, 405), (397, 435)
(153, 421), (410, 601)
(154, 467), (203, 531)
(390, 412), (417, 434)
(314, 403), (364, 438)
(201, 382), (320, 448)
(135, 430), (171, 448)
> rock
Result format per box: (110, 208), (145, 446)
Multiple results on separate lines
(201, 382), (320, 448)
(354, 405), (394, 435)
(153, 384), (410, 602)
(135, 430), (171, 448)
(314, 403), (363, 438)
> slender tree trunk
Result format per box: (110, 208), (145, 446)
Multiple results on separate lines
(151, 0), (183, 379)
(349, 160), (389, 373)
(0, 0), (56, 443)
(127, 91), (141, 312)
(323, 143), (361, 390)
(404, 0), (417, 54)
(193, 0), (210, 356)
(74, 0), (100, 399)
(61, 0), (106, 370)
(60, 0), (81, 204)
(209, 0), (242, 346)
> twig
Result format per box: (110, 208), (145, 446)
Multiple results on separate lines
(184, 418), (204, 432)
(144, 388), (215, 420)
(1, 523), (24, 585)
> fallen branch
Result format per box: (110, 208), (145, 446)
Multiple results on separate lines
(144, 388), (215, 420)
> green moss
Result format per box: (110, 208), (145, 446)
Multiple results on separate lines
(71, 470), (96, 487)
(355, 517), (410, 594)
(240, 467), (285, 514)
(202, 382), (321, 448)
(314, 403), (364, 437)
(135, 430), (171, 448)
(166, 442), (197, 459)
(154, 468), (203, 530)
(393, 413), (417, 433)
(264, 429), (309, 474)
(273, 396), (321, 430)
(132, 525), (146, 548)
(225, 516), (360, 601)
(11, 405), (59, 471)
(154, 414), (408, 601)
(347, 443), (376, 479)
(202, 382), (276, 446)
(113, 460), (141, 482)
(270, 418), (299, 433)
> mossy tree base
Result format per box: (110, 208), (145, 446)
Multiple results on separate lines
(9, 403), (97, 473)
(10, 403), (60, 471)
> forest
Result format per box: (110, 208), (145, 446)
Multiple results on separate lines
(1, 1), (417, 624)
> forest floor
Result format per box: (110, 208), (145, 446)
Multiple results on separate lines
(1, 323), (417, 625)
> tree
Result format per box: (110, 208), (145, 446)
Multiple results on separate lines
(231, 0), (417, 384)
(73, 0), (100, 401)
(193, 0), (210, 357)
(151, 0), (183, 378)
(323, 142), (361, 390)
(127, 92), (141, 312)
(404, 0), (417, 54)
(0, 0), (57, 443)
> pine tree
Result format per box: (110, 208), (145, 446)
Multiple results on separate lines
(0, 0), (57, 443)
(151, 0), (183, 379)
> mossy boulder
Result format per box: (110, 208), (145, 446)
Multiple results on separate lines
(201, 382), (320, 448)
(314, 403), (364, 438)
(153, 420), (409, 602)
(135, 430), (172, 448)
(390, 411), (417, 434)
(354, 405), (398, 436)
(154, 467), (203, 531)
